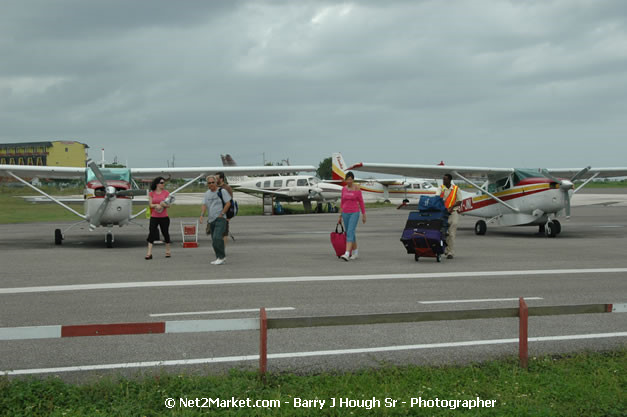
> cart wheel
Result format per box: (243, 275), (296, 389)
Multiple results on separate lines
(437, 254), (441, 262)
(414, 254), (420, 262)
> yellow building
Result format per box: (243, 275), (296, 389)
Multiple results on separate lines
(0, 141), (88, 167)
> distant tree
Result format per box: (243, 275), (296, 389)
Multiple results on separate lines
(317, 157), (332, 180)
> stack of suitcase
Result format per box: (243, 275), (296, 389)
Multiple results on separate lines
(400, 196), (449, 262)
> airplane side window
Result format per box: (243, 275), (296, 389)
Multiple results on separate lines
(273, 180), (282, 187)
(297, 179), (307, 186)
(263, 180), (271, 187)
(256, 182), (261, 187)
(286, 179), (295, 187)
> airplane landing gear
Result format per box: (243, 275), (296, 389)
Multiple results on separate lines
(552, 219), (561, 235)
(54, 229), (63, 245)
(545, 221), (558, 238)
(474, 220), (487, 235)
(106, 232), (114, 248)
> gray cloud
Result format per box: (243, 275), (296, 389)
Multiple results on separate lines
(1, 0), (627, 168)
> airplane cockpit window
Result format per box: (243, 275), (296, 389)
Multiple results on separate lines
(86, 168), (131, 183)
(308, 177), (319, 185)
(273, 180), (282, 188)
(422, 182), (434, 189)
(495, 176), (511, 191)
(256, 182), (261, 187)
(297, 179), (308, 186)
(286, 179), (295, 187)
(263, 180), (271, 187)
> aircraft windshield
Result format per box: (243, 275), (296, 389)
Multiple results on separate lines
(86, 168), (131, 183)
(308, 177), (319, 185)
(513, 168), (550, 185)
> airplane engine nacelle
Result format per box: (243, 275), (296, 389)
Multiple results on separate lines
(85, 198), (132, 226)
(288, 187), (310, 199)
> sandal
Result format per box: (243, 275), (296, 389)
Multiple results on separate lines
(145, 255), (152, 260)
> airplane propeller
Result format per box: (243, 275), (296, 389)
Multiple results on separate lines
(544, 166), (591, 219)
(86, 159), (146, 229)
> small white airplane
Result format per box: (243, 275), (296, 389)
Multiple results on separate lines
(0, 160), (315, 247)
(349, 161), (627, 237)
(221, 154), (342, 212)
(331, 152), (438, 202)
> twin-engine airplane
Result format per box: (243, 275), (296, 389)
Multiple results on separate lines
(221, 154), (342, 212)
(0, 160), (315, 247)
(349, 161), (627, 237)
(332, 152), (438, 202)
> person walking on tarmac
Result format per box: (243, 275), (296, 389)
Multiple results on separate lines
(441, 173), (462, 259)
(199, 175), (231, 265)
(338, 171), (366, 261)
(215, 172), (234, 245)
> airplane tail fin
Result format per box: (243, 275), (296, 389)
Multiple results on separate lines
(332, 152), (348, 181)
(220, 154), (248, 184)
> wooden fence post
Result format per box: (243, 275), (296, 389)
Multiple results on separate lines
(519, 297), (529, 369)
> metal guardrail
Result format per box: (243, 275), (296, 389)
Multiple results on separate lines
(2, 300), (624, 376)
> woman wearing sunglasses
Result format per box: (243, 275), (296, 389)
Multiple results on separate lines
(145, 176), (172, 259)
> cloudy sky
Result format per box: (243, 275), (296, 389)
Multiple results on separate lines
(2, 0), (626, 169)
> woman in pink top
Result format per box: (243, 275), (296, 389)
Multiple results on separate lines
(338, 171), (366, 261)
(145, 176), (172, 259)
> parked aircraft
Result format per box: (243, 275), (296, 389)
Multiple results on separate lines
(0, 160), (315, 247)
(349, 161), (627, 237)
(331, 152), (437, 202)
(221, 154), (342, 212)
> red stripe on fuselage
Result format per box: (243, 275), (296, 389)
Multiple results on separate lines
(460, 187), (550, 213)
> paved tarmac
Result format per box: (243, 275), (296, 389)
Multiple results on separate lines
(1, 196), (626, 382)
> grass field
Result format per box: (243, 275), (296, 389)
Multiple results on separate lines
(0, 350), (624, 416)
(0, 187), (396, 224)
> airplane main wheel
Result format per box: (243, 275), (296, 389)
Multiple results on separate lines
(552, 220), (561, 235)
(54, 229), (63, 245)
(545, 221), (557, 238)
(474, 220), (487, 235)
(106, 233), (113, 248)
(539, 224), (545, 234)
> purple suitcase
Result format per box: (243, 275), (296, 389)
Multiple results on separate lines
(400, 228), (446, 262)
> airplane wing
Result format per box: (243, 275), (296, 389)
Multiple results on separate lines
(546, 167), (627, 179)
(130, 165), (315, 179)
(349, 163), (514, 180)
(0, 165), (85, 179)
(231, 186), (291, 198)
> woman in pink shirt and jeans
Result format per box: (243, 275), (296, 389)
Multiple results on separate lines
(338, 171), (366, 261)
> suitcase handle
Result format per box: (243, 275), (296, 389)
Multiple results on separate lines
(335, 223), (345, 234)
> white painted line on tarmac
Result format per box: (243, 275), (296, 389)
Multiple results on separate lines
(419, 297), (544, 304)
(2, 268), (627, 295)
(3, 332), (626, 376)
(150, 307), (295, 318)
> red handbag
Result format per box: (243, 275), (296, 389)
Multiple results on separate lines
(330, 223), (347, 258)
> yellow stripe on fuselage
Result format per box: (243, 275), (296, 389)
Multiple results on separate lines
(472, 183), (550, 203)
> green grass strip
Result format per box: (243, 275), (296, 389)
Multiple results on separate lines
(1, 350), (624, 416)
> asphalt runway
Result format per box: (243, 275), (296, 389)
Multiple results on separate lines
(1, 197), (626, 382)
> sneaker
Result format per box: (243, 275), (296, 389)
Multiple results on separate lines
(349, 253), (359, 260)
(340, 254), (349, 261)
(213, 258), (226, 265)
(446, 254), (454, 259)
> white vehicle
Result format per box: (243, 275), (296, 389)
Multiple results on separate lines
(350, 161), (627, 237)
(0, 160), (315, 247)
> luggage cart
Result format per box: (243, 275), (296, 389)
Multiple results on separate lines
(180, 220), (199, 248)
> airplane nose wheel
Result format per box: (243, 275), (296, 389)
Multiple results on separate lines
(544, 221), (558, 238)
(106, 232), (114, 248)
(474, 220), (487, 235)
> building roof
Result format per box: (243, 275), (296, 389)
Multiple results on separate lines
(0, 141), (89, 149)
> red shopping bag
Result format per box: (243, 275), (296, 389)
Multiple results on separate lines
(330, 223), (346, 257)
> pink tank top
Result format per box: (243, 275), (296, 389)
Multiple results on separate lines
(150, 190), (170, 218)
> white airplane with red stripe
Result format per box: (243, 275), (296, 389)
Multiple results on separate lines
(349, 162), (627, 237)
(331, 153), (438, 202)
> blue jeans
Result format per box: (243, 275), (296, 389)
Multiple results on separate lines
(342, 212), (360, 243)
